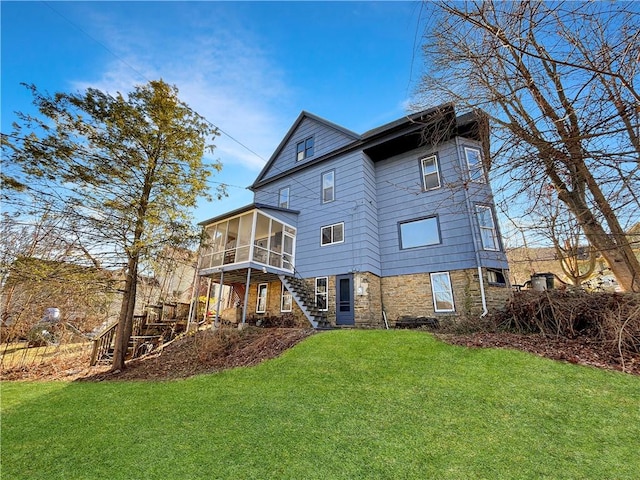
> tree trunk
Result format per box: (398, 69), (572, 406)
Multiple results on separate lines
(559, 188), (640, 292)
(111, 255), (139, 371)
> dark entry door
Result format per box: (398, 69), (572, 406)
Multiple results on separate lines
(335, 274), (354, 326)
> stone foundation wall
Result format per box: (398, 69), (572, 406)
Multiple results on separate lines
(353, 272), (384, 327)
(246, 280), (308, 326)
(381, 268), (512, 326)
(238, 268), (511, 329)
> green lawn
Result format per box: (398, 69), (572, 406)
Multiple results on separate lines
(2, 330), (639, 479)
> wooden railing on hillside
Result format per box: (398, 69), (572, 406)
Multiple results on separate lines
(90, 322), (117, 366)
(89, 315), (147, 366)
(89, 307), (188, 366)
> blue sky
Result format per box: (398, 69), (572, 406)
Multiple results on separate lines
(2, 1), (427, 223)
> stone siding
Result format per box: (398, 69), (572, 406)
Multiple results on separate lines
(353, 272), (384, 328)
(246, 280), (309, 326)
(237, 268), (511, 329)
(381, 268), (512, 326)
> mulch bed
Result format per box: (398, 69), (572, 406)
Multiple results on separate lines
(4, 324), (639, 382)
(77, 327), (315, 381)
(437, 332), (640, 376)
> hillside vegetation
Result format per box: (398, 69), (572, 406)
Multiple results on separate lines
(2, 330), (639, 479)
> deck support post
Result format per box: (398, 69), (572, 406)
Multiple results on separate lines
(204, 277), (213, 325)
(242, 268), (252, 325)
(214, 270), (224, 328)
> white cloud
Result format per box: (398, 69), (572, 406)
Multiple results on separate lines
(70, 10), (293, 172)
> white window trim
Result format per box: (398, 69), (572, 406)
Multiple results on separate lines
(256, 283), (268, 313)
(476, 204), (500, 251)
(279, 187), (290, 209)
(315, 277), (328, 312)
(281, 284), (292, 312)
(420, 154), (441, 191)
(321, 222), (344, 246)
(430, 272), (455, 313)
(464, 146), (486, 183)
(322, 170), (335, 203)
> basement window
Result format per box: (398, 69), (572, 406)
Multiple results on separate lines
(315, 277), (328, 311)
(281, 285), (292, 312)
(431, 272), (455, 313)
(487, 269), (507, 286)
(256, 283), (268, 313)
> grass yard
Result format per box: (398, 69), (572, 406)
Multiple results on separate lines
(2, 330), (639, 479)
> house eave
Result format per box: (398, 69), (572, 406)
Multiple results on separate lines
(198, 203), (300, 227)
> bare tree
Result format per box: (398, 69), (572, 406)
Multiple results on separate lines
(536, 191), (596, 286)
(418, 0), (640, 291)
(1, 208), (115, 342)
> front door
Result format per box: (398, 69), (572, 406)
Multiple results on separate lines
(335, 274), (354, 326)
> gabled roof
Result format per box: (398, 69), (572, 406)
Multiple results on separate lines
(252, 111), (360, 186)
(250, 104), (487, 188)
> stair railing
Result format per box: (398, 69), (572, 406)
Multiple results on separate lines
(89, 322), (118, 366)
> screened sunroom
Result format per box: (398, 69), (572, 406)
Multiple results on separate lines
(199, 207), (297, 275)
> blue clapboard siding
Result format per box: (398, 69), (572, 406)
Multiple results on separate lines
(252, 116), (509, 280)
(254, 150), (382, 278)
(260, 116), (358, 182)
(376, 140), (484, 277)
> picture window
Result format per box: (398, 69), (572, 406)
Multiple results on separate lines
(399, 217), (440, 249)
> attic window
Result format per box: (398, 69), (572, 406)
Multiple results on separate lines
(296, 137), (314, 161)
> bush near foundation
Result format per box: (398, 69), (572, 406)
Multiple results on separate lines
(494, 290), (640, 355)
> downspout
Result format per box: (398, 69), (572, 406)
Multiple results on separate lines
(457, 138), (489, 318)
(477, 266), (488, 317)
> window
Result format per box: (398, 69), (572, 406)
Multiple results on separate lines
(465, 147), (485, 183)
(421, 155), (441, 190)
(322, 170), (335, 203)
(281, 285), (292, 312)
(431, 272), (454, 312)
(256, 283), (268, 313)
(315, 277), (328, 311)
(321, 222), (344, 246)
(476, 205), (499, 251)
(296, 136), (314, 161)
(399, 217), (440, 249)
(487, 269), (507, 285)
(278, 187), (290, 209)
